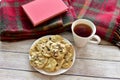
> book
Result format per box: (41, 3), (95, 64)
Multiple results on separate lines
(22, 0), (68, 27)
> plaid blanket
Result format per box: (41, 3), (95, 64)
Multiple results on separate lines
(0, 0), (120, 48)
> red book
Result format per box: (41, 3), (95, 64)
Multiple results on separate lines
(22, 0), (68, 26)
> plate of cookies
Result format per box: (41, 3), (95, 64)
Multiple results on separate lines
(29, 35), (75, 75)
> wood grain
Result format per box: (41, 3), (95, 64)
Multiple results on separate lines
(0, 43), (119, 61)
(0, 51), (120, 78)
(75, 44), (120, 61)
(0, 32), (113, 52)
(0, 69), (50, 80)
(0, 32), (120, 80)
(0, 69), (119, 80)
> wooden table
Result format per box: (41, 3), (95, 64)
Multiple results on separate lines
(0, 32), (120, 80)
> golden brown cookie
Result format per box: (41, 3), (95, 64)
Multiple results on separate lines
(43, 58), (57, 72)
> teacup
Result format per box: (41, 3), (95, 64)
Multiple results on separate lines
(71, 19), (101, 47)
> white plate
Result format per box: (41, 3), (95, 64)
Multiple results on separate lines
(29, 35), (76, 76)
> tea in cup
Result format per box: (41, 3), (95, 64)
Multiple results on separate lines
(71, 19), (101, 47)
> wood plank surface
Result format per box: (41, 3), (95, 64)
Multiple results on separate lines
(0, 51), (120, 78)
(75, 44), (120, 61)
(0, 32), (113, 52)
(0, 32), (120, 80)
(0, 42), (119, 61)
(0, 69), (119, 80)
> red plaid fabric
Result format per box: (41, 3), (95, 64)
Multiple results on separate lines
(0, 0), (120, 47)
(0, 0), (69, 41)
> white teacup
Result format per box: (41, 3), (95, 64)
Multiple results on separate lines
(71, 19), (101, 47)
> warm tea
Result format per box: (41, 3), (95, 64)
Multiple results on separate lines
(74, 24), (92, 37)
(71, 19), (101, 47)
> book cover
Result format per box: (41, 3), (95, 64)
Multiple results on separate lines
(22, 0), (68, 27)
